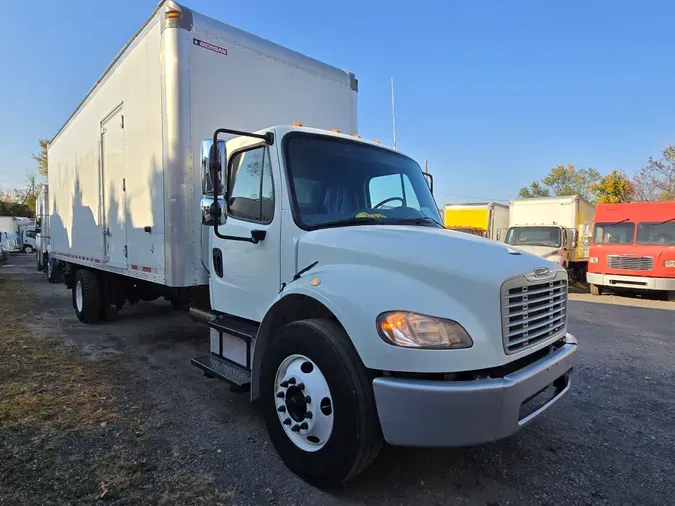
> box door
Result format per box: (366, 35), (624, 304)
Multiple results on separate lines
(100, 107), (127, 268)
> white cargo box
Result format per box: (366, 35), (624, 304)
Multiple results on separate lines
(48, 0), (357, 287)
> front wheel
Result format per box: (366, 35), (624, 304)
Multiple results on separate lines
(24, 245), (34, 254)
(47, 257), (61, 283)
(590, 283), (603, 296)
(260, 319), (383, 487)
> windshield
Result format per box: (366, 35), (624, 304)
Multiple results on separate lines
(505, 226), (561, 247)
(593, 222), (635, 244)
(449, 227), (479, 235)
(636, 222), (675, 245)
(283, 133), (442, 229)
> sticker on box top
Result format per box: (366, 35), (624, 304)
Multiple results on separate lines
(193, 38), (228, 56)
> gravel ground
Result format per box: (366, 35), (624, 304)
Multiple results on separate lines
(1, 254), (674, 505)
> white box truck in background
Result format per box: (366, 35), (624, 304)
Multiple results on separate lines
(47, 0), (577, 485)
(35, 183), (49, 271)
(505, 196), (595, 280)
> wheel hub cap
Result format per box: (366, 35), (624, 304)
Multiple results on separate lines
(274, 354), (333, 452)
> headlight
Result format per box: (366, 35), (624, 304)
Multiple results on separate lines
(665, 260), (675, 268)
(377, 311), (473, 349)
(589, 257), (599, 264)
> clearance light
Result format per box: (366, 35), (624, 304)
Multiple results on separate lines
(292, 122), (303, 126)
(589, 257), (599, 264)
(352, 133), (361, 138)
(167, 10), (181, 19)
(372, 139), (381, 144)
(665, 260), (675, 268)
(377, 311), (473, 349)
(330, 128), (340, 133)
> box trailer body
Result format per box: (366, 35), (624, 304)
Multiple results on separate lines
(587, 201), (675, 299)
(506, 196), (594, 279)
(48, 1), (357, 287)
(443, 202), (509, 240)
(0, 216), (19, 236)
(46, 0), (578, 486)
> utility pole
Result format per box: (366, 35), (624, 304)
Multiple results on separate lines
(391, 77), (397, 150)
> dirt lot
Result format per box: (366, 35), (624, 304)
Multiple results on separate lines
(2, 254), (675, 505)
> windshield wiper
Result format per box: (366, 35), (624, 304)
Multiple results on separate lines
(654, 217), (675, 225)
(311, 217), (387, 230)
(604, 218), (630, 227)
(393, 216), (444, 228)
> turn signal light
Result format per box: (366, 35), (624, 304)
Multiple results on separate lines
(665, 260), (675, 268)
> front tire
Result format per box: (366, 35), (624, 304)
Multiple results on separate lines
(73, 269), (101, 323)
(23, 245), (34, 254)
(47, 257), (61, 283)
(590, 283), (603, 296)
(260, 319), (383, 487)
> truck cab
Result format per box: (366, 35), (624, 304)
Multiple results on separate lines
(504, 224), (576, 266)
(587, 202), (675, 299)
(195, 124), (578, 485)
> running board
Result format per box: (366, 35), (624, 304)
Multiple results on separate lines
(191, 354), (251, 391)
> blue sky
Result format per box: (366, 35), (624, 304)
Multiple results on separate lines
(1, 0), (674, 204)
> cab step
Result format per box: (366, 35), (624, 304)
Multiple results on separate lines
(192, 354), (251, 391)
(208, 315), (258, 342)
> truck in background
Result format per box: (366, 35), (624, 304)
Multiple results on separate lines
(505, 196), (595, 281)
(47, 0), (577, 485)
(443, 202), (509, 240)
(587, 201), (675, 300)
(35, 183), (49, 271)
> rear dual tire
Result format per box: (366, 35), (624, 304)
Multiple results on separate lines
(73, 270), (101, 323)
(260, 319), (383, 487)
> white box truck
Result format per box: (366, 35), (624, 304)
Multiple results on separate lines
(47, 0), (577, 485)
(505, 196), (595, 280)
(35, 183), (49, 271)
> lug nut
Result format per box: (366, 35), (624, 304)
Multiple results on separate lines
(276, 392), (284, 399)
(305, 411), (313, 419)
(291, 424), (301, 432)
(277, 406), (286, 413)
(298, 383), (305, 391)
(287, 377), (296, 385)
(304, 396), (311, 404)
(280, 381), (289, 388)
(299, 422), (308, 430)
(283, 418), (291, 425)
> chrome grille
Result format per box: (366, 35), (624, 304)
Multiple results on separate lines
(607, 255), (653, 271)
(501, 273), (567, 354)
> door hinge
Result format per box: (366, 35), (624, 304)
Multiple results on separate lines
(122, 178), (126, 191)
(124, 245), (128, 258)
(121, 115), (124, 129)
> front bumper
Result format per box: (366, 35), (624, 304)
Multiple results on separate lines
(372, 333), (577, 447)
(587, 272), (675, 291)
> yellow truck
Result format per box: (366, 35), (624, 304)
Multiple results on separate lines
(443, 202), (509, 240)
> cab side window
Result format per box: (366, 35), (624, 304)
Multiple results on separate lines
(227, 146), (274, 223)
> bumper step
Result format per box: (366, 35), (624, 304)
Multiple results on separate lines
(191, 354), (251, 391)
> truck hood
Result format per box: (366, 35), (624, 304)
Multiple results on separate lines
(296, 225), (555, 287)
(507, 245), (561, 259)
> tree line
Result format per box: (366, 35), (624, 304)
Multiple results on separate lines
(0, 139), (48, 217)
(519, 145), (675, 204)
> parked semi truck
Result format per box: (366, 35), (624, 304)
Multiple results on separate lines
(47, 0), (577, 485)
(35, 184), (50, 272)
(505, 196), (594, 281)
(443, 202), (509, 240)
(587, 201), (675, 300)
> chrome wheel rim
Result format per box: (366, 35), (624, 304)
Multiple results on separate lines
(274, 354), (334, 452)
(75, 280), (83, 312)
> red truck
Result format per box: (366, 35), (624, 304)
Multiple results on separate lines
(587, 201), (675, 300)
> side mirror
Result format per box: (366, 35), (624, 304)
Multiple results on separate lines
(423, 172), (434, 194)
(201, 139), (226, 196)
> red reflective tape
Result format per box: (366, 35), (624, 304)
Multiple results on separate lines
(131, 265), (139, 270)
(142, 266), (152, 273)
(95, 259), (100, 263)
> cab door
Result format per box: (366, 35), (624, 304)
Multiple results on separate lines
(209, 137), (282, 322)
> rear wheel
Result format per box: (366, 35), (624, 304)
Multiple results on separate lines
(590, 283), (603, 296)
(260, 319), (383, 487)
(73, 270), (101, 323)
(23, 245), (34, 254)
(47, 257), (61, 283)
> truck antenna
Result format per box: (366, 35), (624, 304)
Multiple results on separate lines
(391, 76), (397, 150)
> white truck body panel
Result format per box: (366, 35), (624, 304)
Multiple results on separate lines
(0, 216), (19, 236)
(48, 0), (356, 287)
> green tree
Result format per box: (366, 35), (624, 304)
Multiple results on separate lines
(32, 138), (50, 177)
(518, 181), (551, 198)
(632, 146), (675, 202)
(589, 169), (634, 203)
(519, 164), (600, 201)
